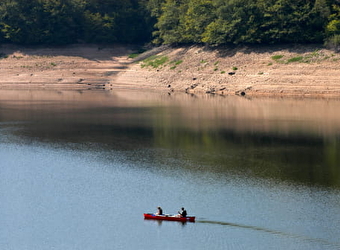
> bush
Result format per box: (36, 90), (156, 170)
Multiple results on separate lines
(271, 55), (284, 60)
(287, 56), (303, 63)
(325, 35), (340, 51)
(141, 56), (169, 68)
(128, 53), (140, 59)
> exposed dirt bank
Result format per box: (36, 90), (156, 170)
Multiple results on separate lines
(1, 44), (340, 98)
(115, 44), (340, 98)
(0, 44), (134, 90)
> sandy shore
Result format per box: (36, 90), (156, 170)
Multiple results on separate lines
(1, 44), (340, 97)
(0, 44), (134, 90)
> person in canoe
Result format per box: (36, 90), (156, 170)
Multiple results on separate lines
(156, 206), (163, 215)
(177, 207), (187, 217)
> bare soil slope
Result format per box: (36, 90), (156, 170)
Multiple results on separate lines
(1, 44), (340, 97)
(0, 44), (133, 90)
(115, 44), (340, 97)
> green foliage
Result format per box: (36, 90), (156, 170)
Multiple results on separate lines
(0, 0), (338, 46)
(324, 3), (340, 50)
(128, 48), (147, 58)
(327, 19), (340, 35)
(325, 34), (340, 50)
(181, 0), (215, 43)
(270, 51), (334, 64)
(271, 55), (284, 60)
(168, 59), (183, 69)
(287, 56), (304, 63)
(0, 0), (153, 45)
(141, 55), (169, 68)
(129, 53), (140, 59)
(171, 59), (183, 65)
(151, 0), (333, 45)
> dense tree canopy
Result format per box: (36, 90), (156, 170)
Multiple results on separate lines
(149, 0), (340, 45)
(0, 0), (339, 46)
(0, 0), (153, 44)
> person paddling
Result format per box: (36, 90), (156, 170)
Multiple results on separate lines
(177, 207), (187, 217)
(156, 206), (163, 215)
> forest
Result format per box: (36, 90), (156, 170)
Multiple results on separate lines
(0, 0), (339, 47)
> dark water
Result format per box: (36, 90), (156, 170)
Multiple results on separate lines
(0, 89), (339, 250)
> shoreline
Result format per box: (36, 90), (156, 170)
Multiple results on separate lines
(115, 44), (340, 98)
(0, 44), (134, 91)
(1, 44), (340, 98)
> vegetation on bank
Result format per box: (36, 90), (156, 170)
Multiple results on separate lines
(132, 45), (340, 86)
(147, 0), (340, 48)
(0, 0), (339, 49)
(0, 0), (153, 44)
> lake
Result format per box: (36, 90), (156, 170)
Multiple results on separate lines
(0, 89), (339, 250)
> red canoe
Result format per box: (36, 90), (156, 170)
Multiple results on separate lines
(144, 213), (195, 222)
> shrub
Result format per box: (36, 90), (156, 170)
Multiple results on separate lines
(271, 55), (284, 60)
(325, 35), (340, 51)
(287, 56), (303, 63)
(172, 60), (183, 65)
(141, 56), (169, 68)
(128, 53), (140, 59)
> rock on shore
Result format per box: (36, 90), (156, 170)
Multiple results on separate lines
(115, 44), (340, 98)
(1, 44), (340, 97)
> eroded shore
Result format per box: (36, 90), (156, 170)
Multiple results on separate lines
(1, 44), (340, 98)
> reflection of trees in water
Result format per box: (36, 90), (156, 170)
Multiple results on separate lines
(2, 92), (340, 189)
(153, 128), (340, 189)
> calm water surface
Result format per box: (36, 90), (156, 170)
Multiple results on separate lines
(0, 89), (340, 250)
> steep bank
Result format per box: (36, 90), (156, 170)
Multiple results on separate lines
(115, 44), (340, 97)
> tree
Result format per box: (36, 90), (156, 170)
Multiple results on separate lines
(0, 0), (153, 44)
(325, 2), (340, 49)
(203, 0), (263, 44)
(153, 0), (188, 44)
(181, 0), (215, 43)
(326, 2), (340, 36)
(257, 0), (325, 43)
(0, 0), (42, 44)
(0, 0), (337, 45)
(39, 0), (83, 44)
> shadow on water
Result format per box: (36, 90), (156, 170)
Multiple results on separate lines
(197, 220), (340, 248)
